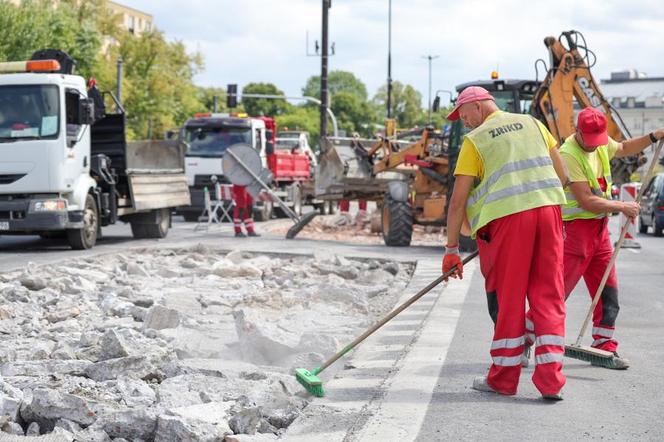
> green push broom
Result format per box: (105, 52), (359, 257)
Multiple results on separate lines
(296, 250), (479, 397)
(565, 138), (664, 368)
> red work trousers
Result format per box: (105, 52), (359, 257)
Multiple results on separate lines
(526, 218), (619, 352)
(232, 185), (255, 234)
(339, 200), (367, 212)
(478, 205), (566, 396)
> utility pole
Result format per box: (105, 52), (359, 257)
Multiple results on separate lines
(422, 54), (439, 122)
(386, 0), (392, 118)
(116, 57), (123, 111)
(320, 0), (331, 139)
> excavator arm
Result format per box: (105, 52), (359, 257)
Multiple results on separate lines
(532, 30), (641, 184)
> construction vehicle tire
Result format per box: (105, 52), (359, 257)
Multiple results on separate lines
(131, 208), (170, 239)
(67, 194), (98, 250)
(381, 194), (413, 246)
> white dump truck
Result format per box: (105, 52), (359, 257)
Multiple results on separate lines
(0, 50), (190, 249)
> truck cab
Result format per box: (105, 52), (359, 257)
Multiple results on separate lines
(0, 51), (190, 249)
(179, 113), (267, 221)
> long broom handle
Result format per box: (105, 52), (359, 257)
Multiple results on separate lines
(575, 139), (664, 345)
(313, 250), (479, 375)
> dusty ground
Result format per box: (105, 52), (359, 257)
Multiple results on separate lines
(266, 212), (447, 246)
(0, 245), (413, 441)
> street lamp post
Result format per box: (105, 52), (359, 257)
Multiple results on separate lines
(386, 0), (392, 118)
(422, 54), (439, 122)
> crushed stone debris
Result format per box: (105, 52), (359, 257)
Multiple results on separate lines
(266, 211), (447, 246)
(0, 246), (414, 440)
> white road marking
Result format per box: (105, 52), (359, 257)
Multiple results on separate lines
(354, 261), (476, 441)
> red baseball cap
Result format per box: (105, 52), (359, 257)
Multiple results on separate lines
(577, 108), (608, 147)
(447, 86), (495, 121)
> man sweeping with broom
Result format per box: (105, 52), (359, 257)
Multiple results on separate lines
(523, 108), (664, 369)
(443, 86), (569, 400)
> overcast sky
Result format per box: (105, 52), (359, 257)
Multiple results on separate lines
(126, 0), (664, 107)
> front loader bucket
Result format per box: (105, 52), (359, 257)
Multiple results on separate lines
(286, 211), (319, 239)
(315, 137), (401, 201)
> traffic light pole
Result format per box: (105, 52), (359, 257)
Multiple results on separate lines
(237, 93), (338, 137)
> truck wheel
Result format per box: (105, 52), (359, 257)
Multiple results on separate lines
(381, 194), (413, 246)
(131, 208), (170, 239)
(253, 201), (273, 222)
(67, 194), (98, 250)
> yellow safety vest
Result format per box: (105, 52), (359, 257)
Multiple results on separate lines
(465, 112), (565, 237)
(560, 136), (612, 221)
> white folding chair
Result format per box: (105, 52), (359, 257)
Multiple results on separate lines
(214, 183), (235, 223)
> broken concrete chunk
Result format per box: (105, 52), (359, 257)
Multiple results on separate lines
(144, 305), (181, 330)
(46, 307), (81, 324)
(2, 421), (24, 435)
(95, 408), (157, 440)
(21, 387), (97, 429)
(155, 414), (228, 442)
(229, 407), (262, 435)
(116, 376), (156, 407)
(212, 260), (263, 279)
(26, 421), (40, 435)
(99, 329), (130, 361)
(383, 261), (400, 275)
(54, 418), (81, 433)
(233, 310), (298, 365)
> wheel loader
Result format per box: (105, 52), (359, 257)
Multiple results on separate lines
(315, 30), (640, 249)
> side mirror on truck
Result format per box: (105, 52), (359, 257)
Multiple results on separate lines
(66, 92), (95, 126)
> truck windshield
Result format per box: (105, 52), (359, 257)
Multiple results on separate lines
(0, 85), (59, 141)
(276, 138), (299, 150)
(184, 126), (252, 157)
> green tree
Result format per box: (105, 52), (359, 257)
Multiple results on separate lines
(103, 30), (204, 139)
(373, 81), (424, 129)
(275, 106), (320, 147)
(0, 0), (104, 77)
(302, 70), (369, 103)
(196, 86), (228, 113)
(330, 91), (376, 136)
(241, 82), (291, 117)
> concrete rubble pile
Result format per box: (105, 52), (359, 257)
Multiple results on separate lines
(267, 211), (447, 245)
(0, 245), (413, 441)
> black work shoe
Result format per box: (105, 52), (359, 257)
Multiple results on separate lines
(234, 232), (246, 238)
(542, 391), (564, 401)
(247, 231), (261, 237)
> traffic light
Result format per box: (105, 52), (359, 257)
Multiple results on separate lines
(226, 84), (237, 108)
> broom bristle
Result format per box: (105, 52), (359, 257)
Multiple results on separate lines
(564, 345), (628, 369)
(295, 368), (325, 397)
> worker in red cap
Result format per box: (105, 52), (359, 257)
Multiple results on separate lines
(523, 107), (664, 369)
(443, 86), (569, 400)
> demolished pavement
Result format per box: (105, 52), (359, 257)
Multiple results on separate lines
(0, 244), (413, 440)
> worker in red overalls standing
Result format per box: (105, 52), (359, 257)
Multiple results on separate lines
(232, 184), (260, 237)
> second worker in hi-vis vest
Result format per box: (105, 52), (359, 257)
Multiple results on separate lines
(443, 86), (569, 400)
(523, 108), (664, 370)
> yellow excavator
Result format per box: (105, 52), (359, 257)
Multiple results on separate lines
(316, 30), (639, 249)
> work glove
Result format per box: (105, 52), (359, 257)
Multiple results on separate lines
(442, 244), (463, 280)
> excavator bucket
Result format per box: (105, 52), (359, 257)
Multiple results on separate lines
(315, 137), (400, 201)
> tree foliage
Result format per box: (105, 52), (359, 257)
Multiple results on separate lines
(242, 82), (290, 117)
(373, 81), (425, 129)
(302, 70), (369, 102)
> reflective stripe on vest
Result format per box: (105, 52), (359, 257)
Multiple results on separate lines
(560, 136), (613, 221)
(465, 113), (565, 237)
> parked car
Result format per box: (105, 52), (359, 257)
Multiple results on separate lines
(639, 172), (664, 237)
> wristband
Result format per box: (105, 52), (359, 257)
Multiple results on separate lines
(445, 246), (460, 254)
(649, 132), (658, 143)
